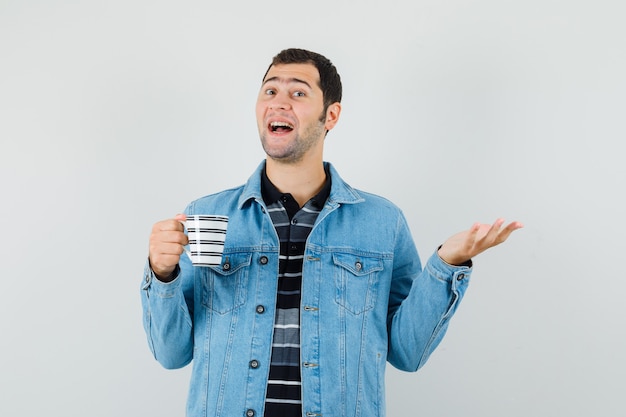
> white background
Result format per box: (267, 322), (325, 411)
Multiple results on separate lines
(1, 1), (624, 416)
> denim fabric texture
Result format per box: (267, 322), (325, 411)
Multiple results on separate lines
(141, 161), (472, 417)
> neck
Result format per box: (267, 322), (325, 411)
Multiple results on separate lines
(265, 157), (326, 207)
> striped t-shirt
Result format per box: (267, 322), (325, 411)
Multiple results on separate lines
(261, 168), (330, 417)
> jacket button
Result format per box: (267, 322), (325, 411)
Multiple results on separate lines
(456, 273), (465, 281)
(246, 409), (255, 417)
(355, 261), (362, 271)
(256, 305), (265, 314)
(259, 256), (268, 265)
(222, 262), (231, 271)
(249, 359), (259, 369)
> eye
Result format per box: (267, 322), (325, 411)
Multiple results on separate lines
(292, 91), (305, 97)
(264, 88), (276, 95)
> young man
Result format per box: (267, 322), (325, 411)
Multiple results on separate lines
(142, 48), (522, 417)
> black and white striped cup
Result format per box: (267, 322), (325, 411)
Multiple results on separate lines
(185, 215), (229, 266)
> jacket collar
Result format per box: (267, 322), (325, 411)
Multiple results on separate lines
(238, 160), (365, 209)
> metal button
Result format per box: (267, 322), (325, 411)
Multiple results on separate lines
(246, 409), (255, 417)
(355, 261), (362, 271)
(456, 273), (465, 281)
(256, 305), (265, 314)
(292, 218), (298, 225)
(259, 256), (268, 265)
(249, 359), (259, 368)
(222, 262), (231, 271)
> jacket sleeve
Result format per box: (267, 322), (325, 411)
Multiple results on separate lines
(140, 259), (194, 369)
(386, 212), (471, 372)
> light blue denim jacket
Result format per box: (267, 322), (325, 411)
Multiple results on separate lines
(141, 161), (472, 417)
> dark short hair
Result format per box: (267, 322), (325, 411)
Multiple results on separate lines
(263, 48), (342, 112)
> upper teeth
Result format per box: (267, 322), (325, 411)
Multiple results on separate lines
(270, 121), (293, 129)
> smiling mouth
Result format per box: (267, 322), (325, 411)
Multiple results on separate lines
(269, 121), (294, 133)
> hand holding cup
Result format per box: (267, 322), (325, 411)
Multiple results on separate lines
(149, 214), (229, 281)
(148, 214), (189, 281)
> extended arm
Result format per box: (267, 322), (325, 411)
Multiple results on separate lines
(387, 216), (522, 371)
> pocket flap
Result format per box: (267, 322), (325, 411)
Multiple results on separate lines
(213, 252), (252, 276)
(332, 252), (383, 276)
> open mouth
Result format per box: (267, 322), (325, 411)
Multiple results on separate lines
(269, 121), (294, 133)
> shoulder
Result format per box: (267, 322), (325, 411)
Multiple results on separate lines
(185, 184), (246, 215)
(354, 189), (401, 210)
(342, 187), (407, 222)
(326, 162), (402, 215)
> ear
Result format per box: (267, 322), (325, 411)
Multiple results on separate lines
(324, 102), (342, 131)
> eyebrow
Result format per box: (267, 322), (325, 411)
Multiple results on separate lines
(262, 76), (313, 90)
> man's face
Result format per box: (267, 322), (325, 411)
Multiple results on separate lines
(256, 63), (332, 164)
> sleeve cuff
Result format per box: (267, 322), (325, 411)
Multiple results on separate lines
(142, 259), (182, 292)
(426, 250), (472, 287)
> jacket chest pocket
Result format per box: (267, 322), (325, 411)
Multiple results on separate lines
(201, 253), (252, 314)
(333, 252), (383, 315)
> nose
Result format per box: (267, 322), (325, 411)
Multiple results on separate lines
(268, 91), (291, 111)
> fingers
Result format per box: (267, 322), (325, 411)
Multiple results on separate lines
(479, 219), (522, 249)
(466, 222), (481, 242)
(149, 215), (189, 278)
(495, 220), (524, 244)
(152, 215), (185, 233)
(439, 218), (522, 265)
(482, 218), (505, 245)
(505, 221), (524, 231)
